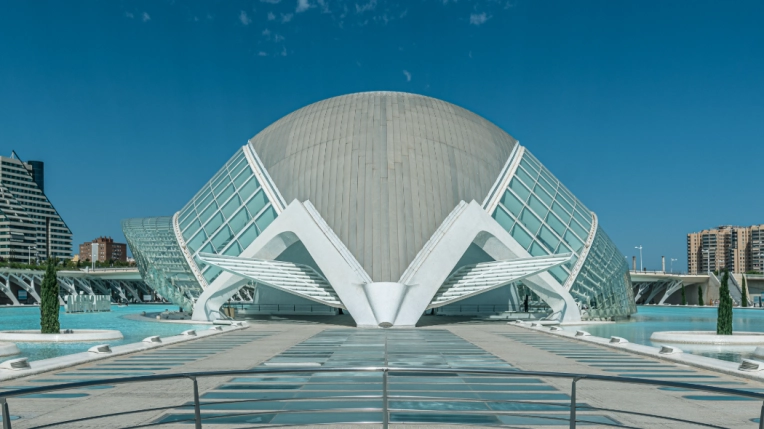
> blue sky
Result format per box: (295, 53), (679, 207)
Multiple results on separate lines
(1, 0), (763, 271)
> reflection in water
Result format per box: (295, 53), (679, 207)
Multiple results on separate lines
(562, 305), (764, 363)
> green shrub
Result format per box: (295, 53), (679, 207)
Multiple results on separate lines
(40, 259), (60, 334)
(716, 270), (733, 335)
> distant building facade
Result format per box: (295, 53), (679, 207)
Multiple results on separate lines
(79, 237), (127, 263)
(0, 152), (72, 262)
(688, 225), (764, 274)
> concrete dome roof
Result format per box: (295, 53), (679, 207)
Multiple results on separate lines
(249, 91), (517, 282)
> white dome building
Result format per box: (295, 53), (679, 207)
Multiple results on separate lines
(123, 92), (635, 327)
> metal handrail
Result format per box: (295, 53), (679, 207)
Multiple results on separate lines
(2, 366), (763, 429)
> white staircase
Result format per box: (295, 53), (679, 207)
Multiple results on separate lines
(428, 253), (573, 309)
(196, 253), (343, 308)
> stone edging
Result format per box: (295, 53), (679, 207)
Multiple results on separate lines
(510, 322), (764, 382)
(0, 342), (20, 357)
(0, 324), (248, 382)
(650, 331), (764, 345)
(0, 330), (124, 343)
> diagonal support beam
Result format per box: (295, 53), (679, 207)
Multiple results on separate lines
(428, 253), (574, 308)
(196, 253), (343, 308)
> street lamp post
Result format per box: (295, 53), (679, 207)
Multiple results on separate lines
(671, 258), (678, 274)
(635, 245), (643, 272)
(28, 246), (36, 265)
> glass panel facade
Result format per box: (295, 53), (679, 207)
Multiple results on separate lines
(490, 148), (634, 319)
(175, 148), (280, 282)
(122, 217), (202, 311)
(491, 149), (595, 285)
(569, 227), (636, 319)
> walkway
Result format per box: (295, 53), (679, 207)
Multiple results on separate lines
(0, 323), (762, 428)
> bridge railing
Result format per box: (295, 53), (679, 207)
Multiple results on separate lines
(1, 366), (763, 429)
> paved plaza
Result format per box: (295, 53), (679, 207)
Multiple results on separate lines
(1, 320), (763, 428)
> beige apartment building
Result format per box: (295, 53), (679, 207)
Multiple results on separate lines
(687, 225), (764, 274)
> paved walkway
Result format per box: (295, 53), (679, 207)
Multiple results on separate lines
(1, 322), (762, 428)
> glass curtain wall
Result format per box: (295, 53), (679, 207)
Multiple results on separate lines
(491, 149), (592, 285)
(570, 227), (636, 319)
(175, 147), (278, 285)
(490, 148), (634, 319)
(122, 217), (202, 310)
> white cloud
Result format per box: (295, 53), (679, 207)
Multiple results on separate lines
(125, 12), (134, 19)
(258, 51), (268, 56)
(239, 10), (252, 25)
(403, 70), (411, 82)
(469, 12), (489, 25)
(355, 0), (376, 13)
(281, 46), (288, 56)
(274, 34), (285, 42)
(141, 12), (151, 22)
(281, 13), (293, 22)
(260, 0), (281, 3)
(262, 28), (271, 36)
(268, 12), (276, 20)
(296, 0), (310, 13)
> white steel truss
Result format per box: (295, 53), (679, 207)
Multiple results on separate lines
(196, 252), (343, 308)
(428, 253), (574, 309)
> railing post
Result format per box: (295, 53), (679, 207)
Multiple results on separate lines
(191, 377), (202, 429)
(1, 397), (12, 429)
(569, 377), (579, 429)
(382, 368), (389, 429)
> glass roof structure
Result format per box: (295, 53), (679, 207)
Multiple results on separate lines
(122, 91), (635, 324)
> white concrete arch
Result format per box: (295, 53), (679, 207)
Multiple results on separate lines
(393, 200), (581, 326)
(192, 200), (378, 326)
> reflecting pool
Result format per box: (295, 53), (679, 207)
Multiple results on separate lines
(0, 305), (209, 362)
(563, 305), (764, 363)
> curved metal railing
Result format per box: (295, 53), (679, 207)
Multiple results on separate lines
(2, 366), (763, 429)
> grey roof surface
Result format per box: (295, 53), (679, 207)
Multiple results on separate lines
(249, 91), (517, 282)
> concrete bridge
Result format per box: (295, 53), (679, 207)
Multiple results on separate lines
(630, 270), (763, 306)
(0, 267), (153, 305)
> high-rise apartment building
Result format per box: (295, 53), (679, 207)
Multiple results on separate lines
(687, 225), (764, 274)
(0, 152), (72, 262)
(79, 236), (127, 263)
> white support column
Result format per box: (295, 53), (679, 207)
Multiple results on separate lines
(57, 277), (78, 296)
(0, 274), (20, 305)
(10, 274), (42, 303)
(119, 280), (143, 302)
(73, 278), (96, 296)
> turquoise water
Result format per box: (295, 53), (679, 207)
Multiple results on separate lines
(0, 305), (209, 362)
(563, 305), (764, 363)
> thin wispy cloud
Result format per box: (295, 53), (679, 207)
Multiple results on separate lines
(469, 12), (489, 25)
(296, 0), (311, 13)
(258, 51), (268, 56)
(403, 70), (411, 82)
(239, 10), (252, 25)
(355, 0), (377, 14)
(262, 28), (271, 36)
(125, 12), (134, 19)
(268, 12), (276, 20)
(141, 12), (151, 22)
(261, 0), (281, 3)
(282, 13), (294, 23)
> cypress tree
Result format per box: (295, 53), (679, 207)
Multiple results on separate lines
(698, 285), (704, 306)
(742, 276), (748, 307)
(40, 258), (60, 334)
(716, 270), (733, 335)
(681, 285), (686, 305)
